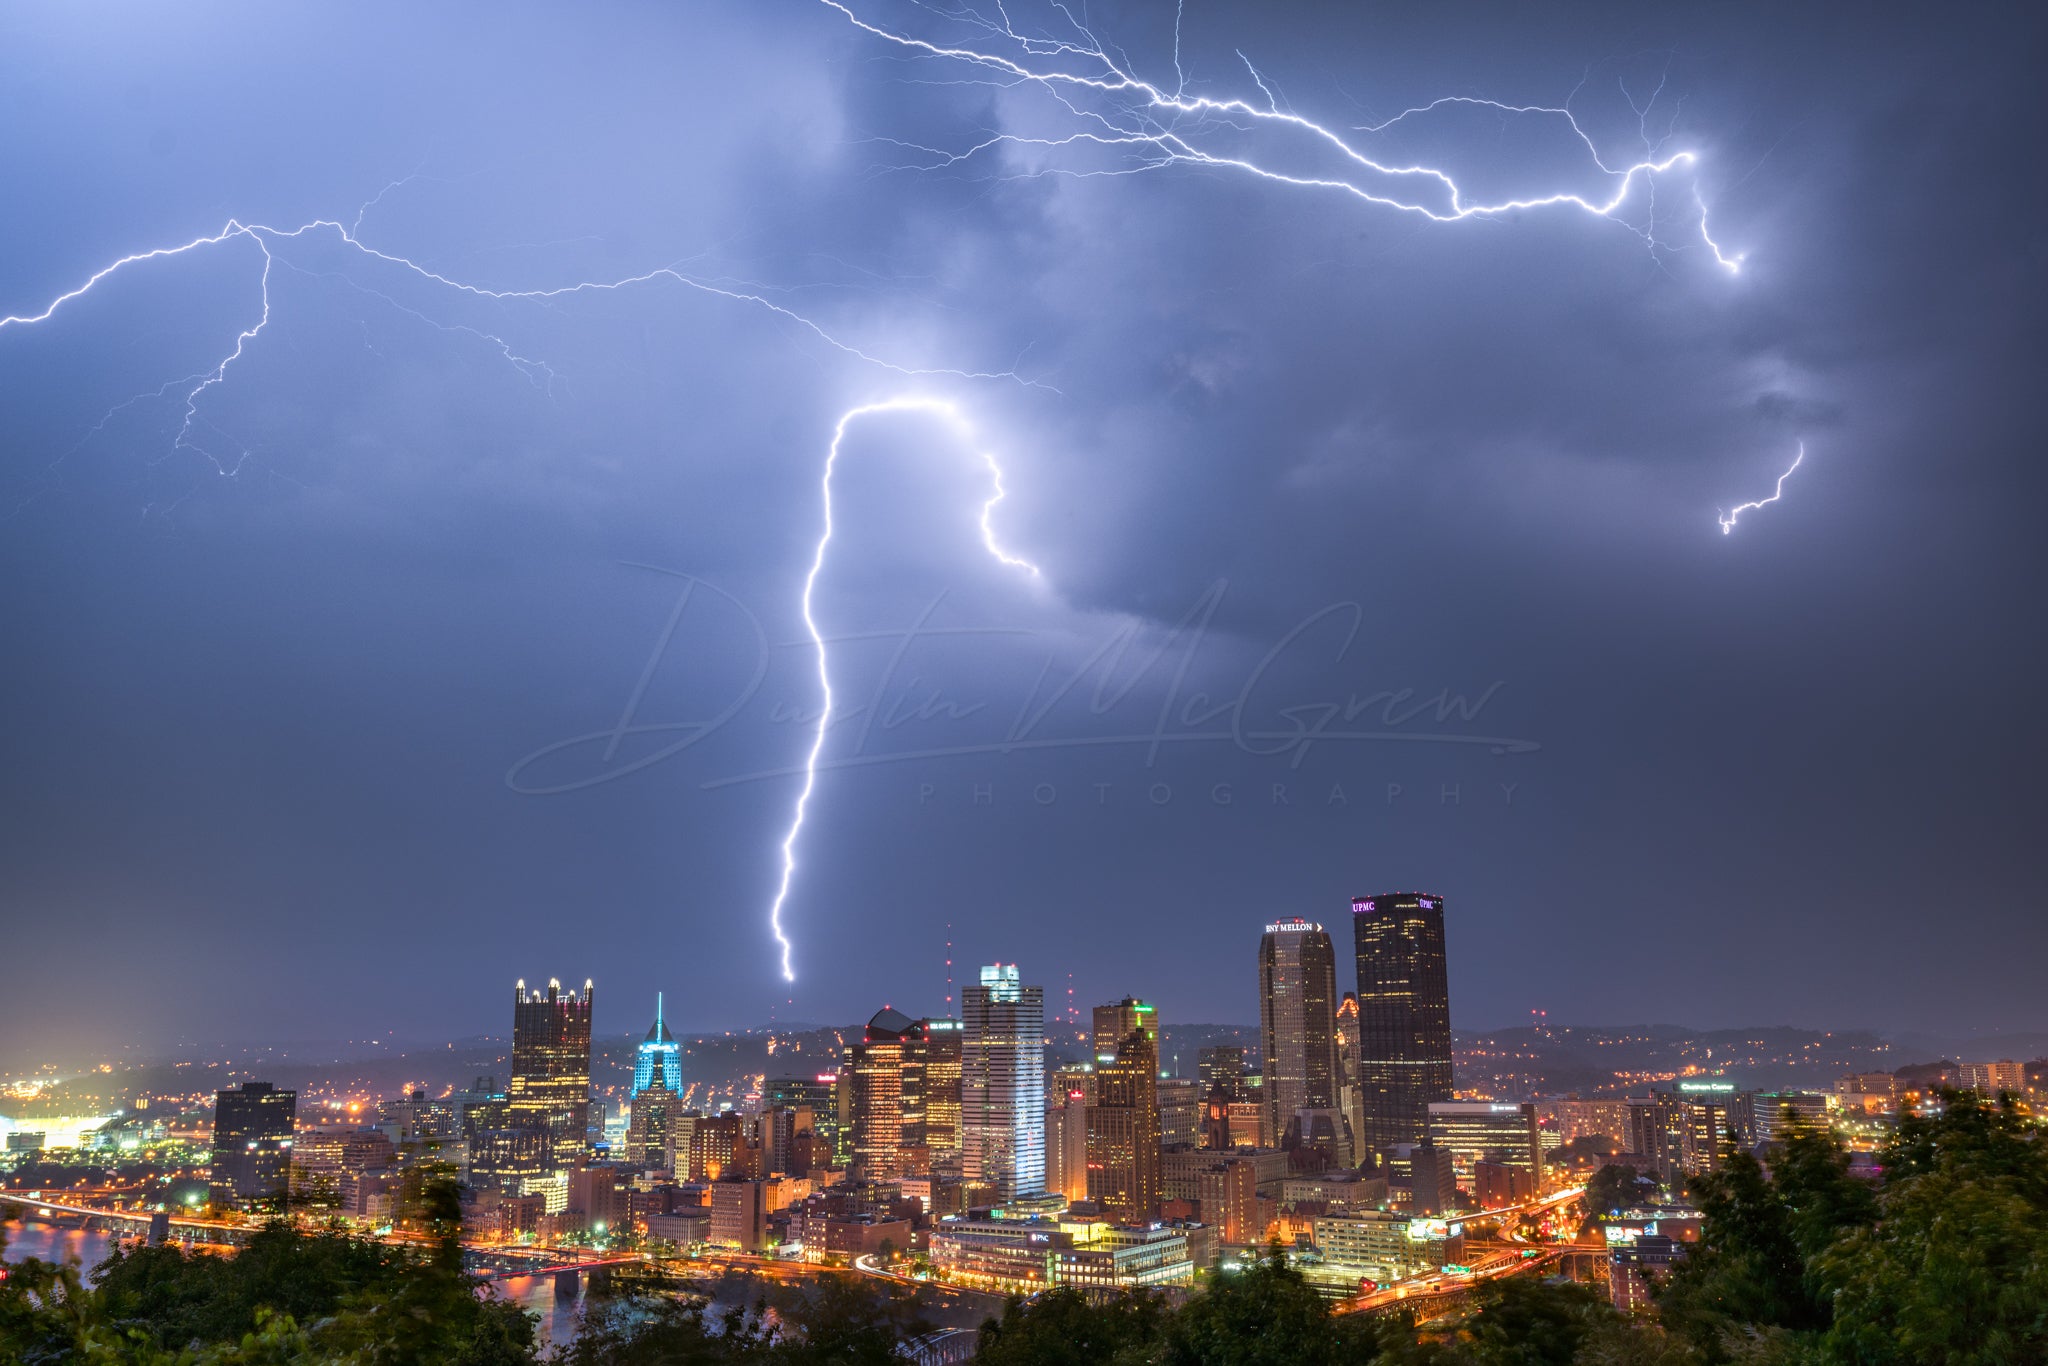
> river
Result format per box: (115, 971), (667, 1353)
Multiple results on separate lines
(2, 1223), (584, 1347)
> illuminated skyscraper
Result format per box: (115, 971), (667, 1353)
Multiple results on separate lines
(961, 964), (1046, 1200)
(1092, 997), (1158, 1063)
(508, 976), (594, 1170)
(1351, 893), (1453, 1154)
(1258, 920), (1340, 1148)
(920, 1018), (964, 1164)
(1087, 1025), (1162, 1223)
(624, 1084), (680, 1167)
(845, 1008), (962, 1178)
(633, 992), (682, 1097)
(847, 1007), (918, 1179)
(1047, 1081), (1090, 1202)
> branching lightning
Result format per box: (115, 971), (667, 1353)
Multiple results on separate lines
(1719, 443), (1804, 535)
(765, 398), (1040, 980)
(821, 1), (1745, 272)
(0, 212), (1045, 488)
(1, 3), (1782, 983)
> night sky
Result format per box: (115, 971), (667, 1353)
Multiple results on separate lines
(3, 2), (2043, 1062)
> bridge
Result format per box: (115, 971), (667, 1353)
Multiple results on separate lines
(3, 1195), (651, 1291)
(901, 1328), (979, 1364)
(1329, 1185), (1591, 1324)
(1338, 1246), (1568, 1321)
(0, 1193), (255, 1248)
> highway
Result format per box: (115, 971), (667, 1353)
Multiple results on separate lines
(1333, 1186), (1586, 1318)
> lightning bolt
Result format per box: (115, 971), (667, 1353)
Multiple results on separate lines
(0, 212), (1045, 489)
(1719, 443), (1804, 534)
(1, 6), (1779, 983)
(765, 398), (1039, 981)
(821, 1), (1745, 272)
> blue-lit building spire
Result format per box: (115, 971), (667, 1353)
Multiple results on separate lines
(633, 992), (682, 1096)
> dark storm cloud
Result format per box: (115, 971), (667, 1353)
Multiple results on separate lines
(0, 1), (2043, 1062)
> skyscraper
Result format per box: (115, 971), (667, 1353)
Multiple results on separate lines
(633, 992), (682, 1097)
(209, 1081), (296, 1210)
(623, 1084), (679, 1168)
(1087, 1025), (1163, 1223)
(508, 976), (594, 1170)
(1258, 919), (1340, 1148)
(766, 1073), (844, 1164)
(1046, 1080), (1090, 1203)
(920, 1017), (964, 1164)
(1197, 1045), (1248, 1102)
(847, 1006), (918, 1179)
(961, 964), (1046, 1201)
(1335, 992), (1364, 1160)
(1092, 997), (1158, 1063)
(1352, 893), (1453, 1154)
(845, 1008), (962, 1178)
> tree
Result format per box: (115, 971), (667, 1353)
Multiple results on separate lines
(975, 1286), (1167, 1366)
(555, 1293), (776, 1366)
(1655, 1152), (1819, 1356)
(1812, 1093), (2048, 1365)
(1158, 1245), (1344, 1366)
(773, 1273), (933, 1366)
(1455, 1277), (1617, 1366)
(1586, 1164), (1657, 1217)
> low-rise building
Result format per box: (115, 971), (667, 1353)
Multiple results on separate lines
(928, 1214), (1195, 1296)
(1610, 1233), (1686, 1312)
(1308, 1212), (1465, 1290)
(709, 1178), (768, 1252)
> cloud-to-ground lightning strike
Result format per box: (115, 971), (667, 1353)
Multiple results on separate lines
(1719, 443), (1805, 534)
(0, 4), (1773, 981)
(765, 399), (1040, 981)
(821, 1), (1745, 272)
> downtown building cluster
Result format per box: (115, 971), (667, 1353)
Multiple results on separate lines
(183, 896), (1482, 1297)
(176, 888), (2048, 1307)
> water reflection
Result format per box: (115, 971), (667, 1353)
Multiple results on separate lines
(3, 1225), (584, 1346)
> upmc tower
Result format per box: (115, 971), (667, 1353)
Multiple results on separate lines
(1351, 893), (1453, 1154)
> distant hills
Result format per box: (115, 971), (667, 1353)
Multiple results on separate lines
(11, 1019), (2045, 1123)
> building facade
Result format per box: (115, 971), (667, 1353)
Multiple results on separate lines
(847, 1007), (917, 1179)
(1047, 1083), (1090, 1204)
(1087, 1024), (1162, 1223)
(1426, 1102), (1541, 1181)
(1092, 998), (1158, 1062)
(1198, 1045), (1249, 1103)
(508, 977), (594, 1170)
(962, 964), (1046, 1200)
(209, 1082), (297, 1210)
(1258, 920), (1341, 1150)
(1335, 993), (1364, 1162)
(1351, 894), (1453, 1154)
(632, 993), (682, 1096)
